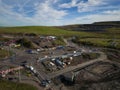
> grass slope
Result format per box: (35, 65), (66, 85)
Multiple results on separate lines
(79, 38), (120, 49)
(93, 21), (120, 25)
(0, 26), (93, 37)
(0, 26), (120, 49)
(0, 80), (37, 90)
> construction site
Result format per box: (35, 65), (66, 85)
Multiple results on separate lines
(0, 34), (120, 90)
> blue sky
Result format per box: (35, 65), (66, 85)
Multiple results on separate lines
(0, 0), (120, 26)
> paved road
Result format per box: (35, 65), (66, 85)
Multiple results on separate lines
(48, 52), (107, 79)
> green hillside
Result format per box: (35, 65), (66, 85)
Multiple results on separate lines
(0, 26), (120, 38)
(93, 21), (120, 25)
(0, 26), (94, 37)
(105, 27), (120, 38)
(0, 26), (120, 50)
(57, 21), (120, 34)
(77, 38), (120, 49)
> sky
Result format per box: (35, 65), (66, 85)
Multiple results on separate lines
(0, 0), (120, 26)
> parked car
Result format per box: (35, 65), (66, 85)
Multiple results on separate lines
(41, 80), (49, 87)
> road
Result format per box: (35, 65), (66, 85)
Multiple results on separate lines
(48, 52), (107, 79)
(64, 38), (79, 49)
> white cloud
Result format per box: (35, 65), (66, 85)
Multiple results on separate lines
(75, 10), (120, 24)
(34, 1), (67, 20)
(30, 0), (68, 25)
(0, 0), (68, 26)
(102, 10), (120, 15)
(59, 0), (78, 8)
(58, 10), (120, 25)
(77, 0), (105, 12)
(59, 0), (107, 12)
(0, 0), (120, 26)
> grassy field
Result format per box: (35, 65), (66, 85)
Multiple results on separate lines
(0, 26), (120, 49)
(0, 26), (110, 38)
(0, 80), (37, 90)
(104, 27), (120, 38)
(73, 38), (120, 49)
(0, 26), (120, 38)
(71, 27), (120, 49)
